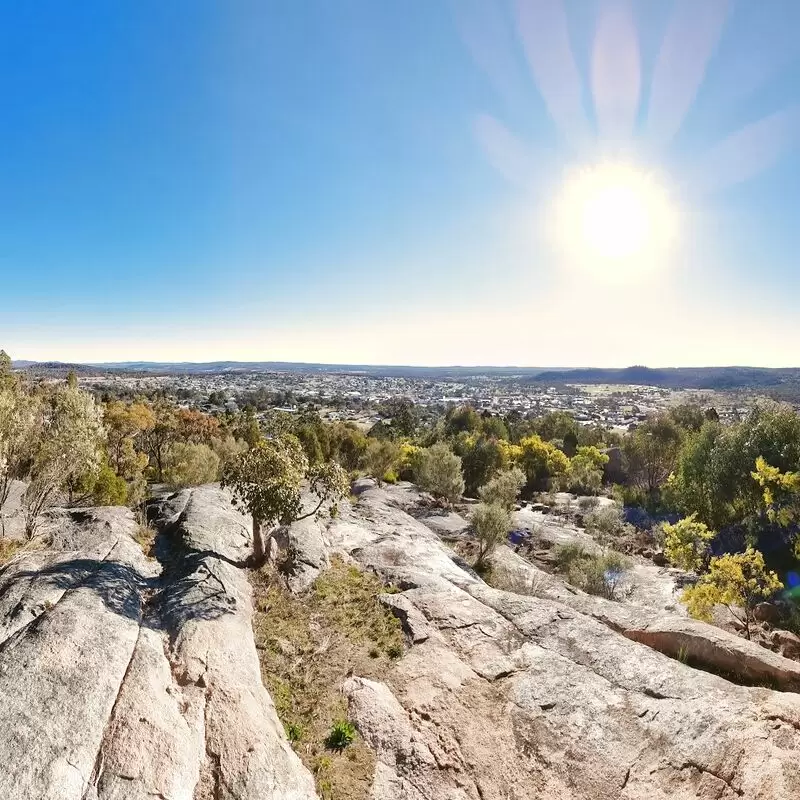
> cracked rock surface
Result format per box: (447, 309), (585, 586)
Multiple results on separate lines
(0, 488), (317, 800)
(5, 482), (800, 800)
(302, 481), (800, 800)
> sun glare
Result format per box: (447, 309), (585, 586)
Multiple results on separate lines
(554, 162), (678, 279)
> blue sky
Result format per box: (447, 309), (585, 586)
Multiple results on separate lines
(2, 0), (800, 366)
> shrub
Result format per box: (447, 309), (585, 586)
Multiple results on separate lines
(284, 722), (304, 743)
(417, 443), (464, 504)
(361, 440), (399, 487)
(662, 514), (715, 572)
(163, 442), (220, 488)
(478, 467), (525, 511)
(472, 502), (512, 567)
(325, 719), (356, 750)
(584, 503), (631, 543)
(518, 435), (569, 493)
(91, 464), (129, 506)
(581, 550), (630, 600)
(578, 495), (600, 512)
(682, 547), (783, 638)
(554, 543), (631, 600)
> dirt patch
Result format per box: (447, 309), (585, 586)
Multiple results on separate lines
(250, 557), (406, 800)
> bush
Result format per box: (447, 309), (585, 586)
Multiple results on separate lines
(584, 503), (631, 543)
(662, 514), (715, 572)
(325, 720), (356, 750)
(581, 551), (630, 600)
(578, 496), (600, 512)
(478, 467), (525, 511)
(361, 440), (399, 487)
(554, 543), (631, 600)
(682, 547), (783, 638)
(417, 443), (464, 504)
(472, 502), (512, 567)
(91, 464), (129, 506)
(562, 447), (608, 495)
(163, 442), (221, 488)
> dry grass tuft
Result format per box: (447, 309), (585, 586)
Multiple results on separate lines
(133, 525), (157, 558)
(0, 538), (24, 565)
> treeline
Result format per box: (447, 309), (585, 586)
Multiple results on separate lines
(0, 351), (258, 536)
(5, 340), (800, 599)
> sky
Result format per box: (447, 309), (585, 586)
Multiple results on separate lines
(2, 0), (800, 367)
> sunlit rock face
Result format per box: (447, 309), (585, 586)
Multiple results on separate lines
(293, 481), (800, 800)
(0, 489), (317, 800)
(2, 482), (800, 800)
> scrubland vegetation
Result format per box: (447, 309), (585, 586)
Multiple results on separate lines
(4, 346), (800, 632)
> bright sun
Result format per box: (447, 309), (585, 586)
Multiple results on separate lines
(554, 162), (677, 278)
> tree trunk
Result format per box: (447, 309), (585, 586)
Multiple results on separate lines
(251, 515), (265, 564)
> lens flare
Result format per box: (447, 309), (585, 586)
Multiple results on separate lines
(553, 161), (678, 281)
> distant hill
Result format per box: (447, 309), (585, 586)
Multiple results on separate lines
(14, 360), (553, 379)
(11, 360), (800, 392)
(529, 365), (800, 390)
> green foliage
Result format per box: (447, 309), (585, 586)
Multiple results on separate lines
(453, 434), (504, 496)
(325, 720), (357, 750)
(380, 397), (418, 439)
(396, 441), (422, 481)
(223, 435), (348, 561)
(623, 413), (683, 496)
(284, 722), (305, 743)
(478, 466), (525, 511)
(224, 435), (309, 528)
(444, 404), (481, 436)
(0, 350), (13, 390)
(662, 514), (715, 572)
(668, 403), (800, 532)
(91, 463), (129, 506)
(518, 435), (569, 493)
(329, 424), (368, 471)
(0, 376), (37, 519)
(361, 439), (399, 486)
(480, 414), (509, 440)
(416, 443), (464, 503)
(471, 501), (512, 566)
(752, 455), (800, 528)
(554, 543), (630, 600)
(682, 547), (783, 637)
(24, 384), (106, 536)
(583, 503), (631, 544)
(163, 442), (221, 488)
(233, 407), (263, 449)
(562, 457), (603, 495)
(531, 411), (582, 455)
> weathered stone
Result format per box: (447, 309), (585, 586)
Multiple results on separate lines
(303, 483), (800, 799)
(772, 628), (800, 659)
(0, 487), (317, 800)
(753, 601), (780, 624)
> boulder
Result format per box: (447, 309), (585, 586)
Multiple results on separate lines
(753, 601), (781, 624)
(772, 629), (800, 659)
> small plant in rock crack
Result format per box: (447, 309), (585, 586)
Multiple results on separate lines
(325, 719), (356, 750)
(284, 721), (304, 743)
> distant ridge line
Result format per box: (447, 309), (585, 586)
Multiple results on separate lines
(10, 360), (800, 389)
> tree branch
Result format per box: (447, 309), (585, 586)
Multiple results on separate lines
(295, 496), (325, 522)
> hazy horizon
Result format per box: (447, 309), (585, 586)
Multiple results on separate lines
(10, 354), (800, 372)
(3, 1), (800, 365)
